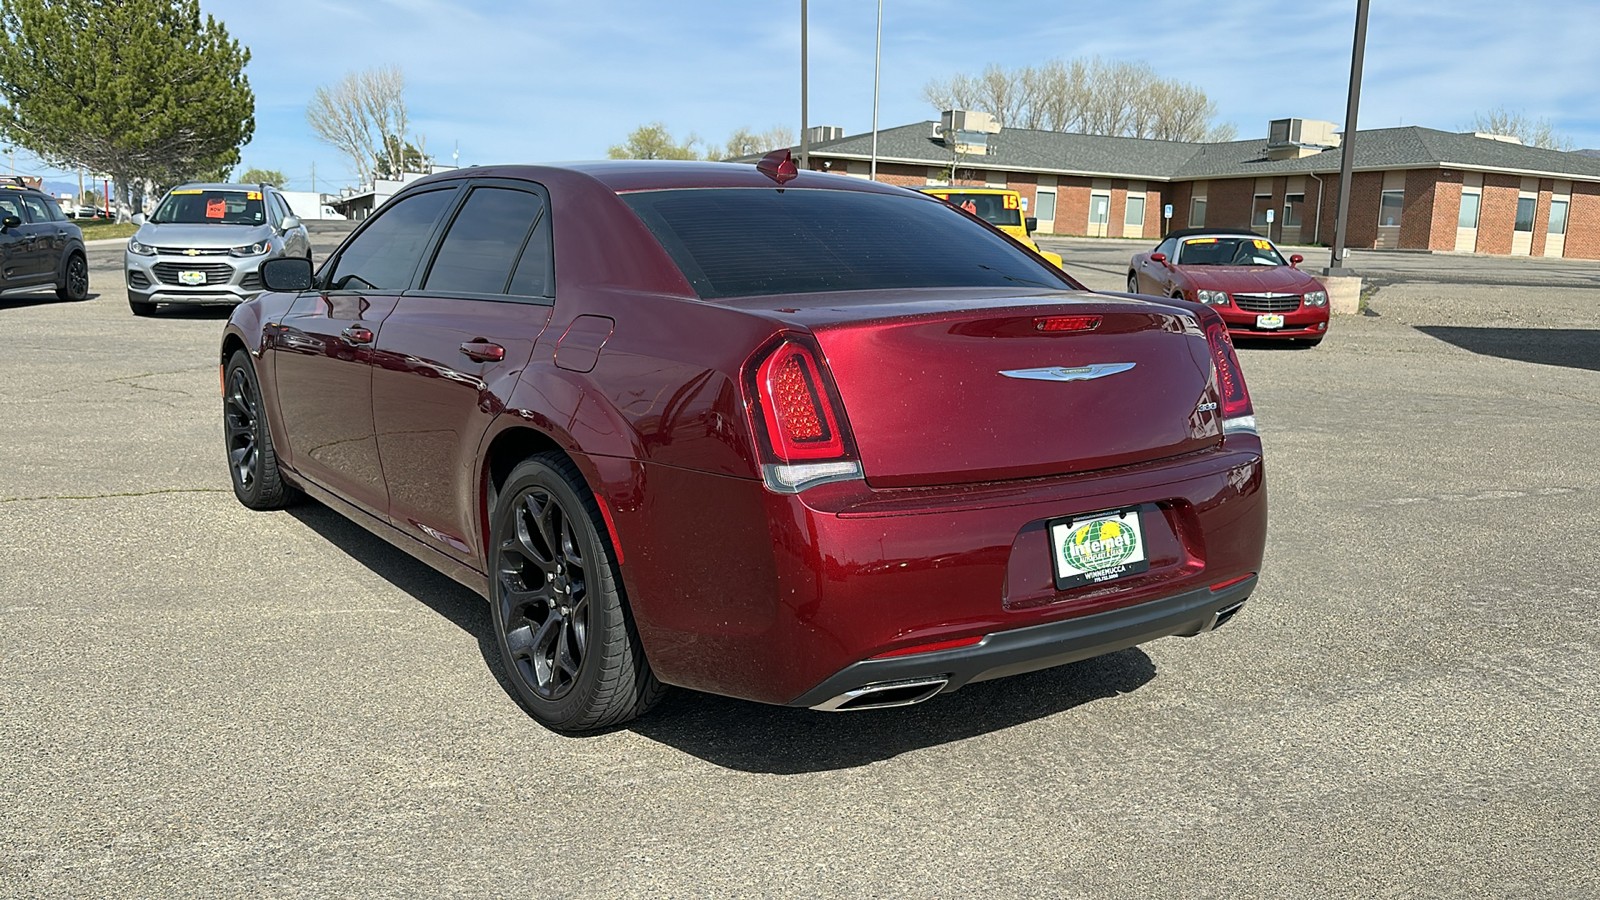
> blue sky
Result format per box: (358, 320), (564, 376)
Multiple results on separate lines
(20, 0), (1600, 192)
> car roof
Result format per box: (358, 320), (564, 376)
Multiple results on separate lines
(167, 183), (275, 193)
(1163, 227), (1269, 242)
(404, 160), (920, 198)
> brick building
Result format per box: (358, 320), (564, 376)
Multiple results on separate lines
(795, 116), (1600, 259)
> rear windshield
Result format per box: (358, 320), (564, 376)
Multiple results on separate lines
(152, 189), (266, 226)
(621, 187), (1067, 300)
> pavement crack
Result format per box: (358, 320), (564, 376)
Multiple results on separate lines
(0, 487), (229, 503)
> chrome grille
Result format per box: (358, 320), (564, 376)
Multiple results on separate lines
(154, 246), (230, 256)
(1232, 292), (1301, 313)
(152, 262), (235, 285)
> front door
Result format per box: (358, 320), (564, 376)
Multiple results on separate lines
(1088, 192), (1110, 238)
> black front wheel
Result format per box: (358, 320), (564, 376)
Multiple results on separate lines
(223, 350), (297, 509)
(1126, 273), (1140, 294)
(56, 253), (88, 301)
(490, 453), (663, 732)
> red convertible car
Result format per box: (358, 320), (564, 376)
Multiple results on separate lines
(1127, 228), (1330, 345)
(222, 153), (1266, 732)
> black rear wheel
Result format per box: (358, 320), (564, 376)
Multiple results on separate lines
(490, 452), (663, 732)
(56, 253), (88, 301)
(223, 350), (297, 509)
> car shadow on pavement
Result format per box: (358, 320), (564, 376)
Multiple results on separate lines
(1416, 326), (1600, 372)
(283, 501), (1158, 772)
(0, 291), (96, 309)
(138, 304), (234, 320)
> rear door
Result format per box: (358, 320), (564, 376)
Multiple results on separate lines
(272, 185), (459, 517)
(371, 179), (555, 566)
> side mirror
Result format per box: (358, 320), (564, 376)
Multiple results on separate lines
(131, 213), (146, 226)
(1289, 253), (1304, 268)
(280, 215), (302, 232)
(261, 256), (314, 292)
(1, 215), (20, 230)
(1150, 252), (1167, 265)
(1024, 216), (1037, 235)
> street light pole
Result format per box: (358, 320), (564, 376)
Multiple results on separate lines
(799, 0), (809, 170)
(1327, 0), (1370, 275)
(870, 0), (883, 181)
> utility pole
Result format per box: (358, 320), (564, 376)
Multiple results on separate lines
(870, 0), (882, 181)
(1327, 0), (1369, 276)
(799, 0), (809, 170)
(310, 161), (316, 194)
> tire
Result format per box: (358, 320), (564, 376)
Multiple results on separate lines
(490, 452), (663, 732)
(56, 253), (88, 301)
(1126, 273), (1140, 294)
(129, 299), (156, 316)
(222, 350), (297, 509)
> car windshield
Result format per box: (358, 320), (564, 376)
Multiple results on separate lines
(622, 187), (1067, 300)
(1178, 236), (1286, 267)
(933, 192), (1024, 229)
(151, 189), (266, 226)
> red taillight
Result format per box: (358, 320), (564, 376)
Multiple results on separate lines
(1034, 315), (1101, 333)
(1203, 318), (1254, 427)
(754, 340), (849, 461)
(870, 635), (984, 659)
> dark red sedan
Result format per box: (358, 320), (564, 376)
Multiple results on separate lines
(221, 154), (1266, 732)
(1127, 228), (1330, 346)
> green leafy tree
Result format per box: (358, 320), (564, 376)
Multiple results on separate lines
(608, 123), (706, 160)
(372, 138), (432, 179)
(0, 0), (254, 218)
(239, 167), (288, 186)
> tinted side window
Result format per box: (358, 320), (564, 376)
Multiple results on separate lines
(623, 188), (1069, 299)
(0, 196), (22, 220)
(508, 207), (551, 297)
(20, 195), (52, 223)
(326, 188), (456, 291)
(423, 187), (546, 295)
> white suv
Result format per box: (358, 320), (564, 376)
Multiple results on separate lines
(124, 183), (312, 316)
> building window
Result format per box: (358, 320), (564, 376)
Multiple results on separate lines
(1458, 192), (1481, 229)
(1283, 193), (1305, 228)
(1125, 195), (1146, 228)
(1379, 190), (1404, 227)
(1549, 198), (1569, 235)
(1035, 189), (1057, 222)
(1251, 194), (1271, 228)
(1190, 197), (1207, 227)
(1514, 196), (1536, 232)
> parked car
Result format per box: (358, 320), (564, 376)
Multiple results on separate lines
(222, 153), (1266, 732)
(124, 182), (312, 316)
(0, 179), (89, 302)
(918, 186), (1066, 269)
(68, 205), (110, 219)
(1127, 228), (1330, 345)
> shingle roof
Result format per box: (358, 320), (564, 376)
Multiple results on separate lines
(806, 122), (1600, 183)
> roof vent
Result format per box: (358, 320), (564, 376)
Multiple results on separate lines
(1468, 132), (1523, 145)
(1266, 118), (1340, 159)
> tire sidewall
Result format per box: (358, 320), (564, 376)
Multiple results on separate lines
(489, 456), (624, 728)
(224, 351), (270, 507)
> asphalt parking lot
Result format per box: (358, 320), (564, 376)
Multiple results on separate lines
(2, 231), (1597, 898)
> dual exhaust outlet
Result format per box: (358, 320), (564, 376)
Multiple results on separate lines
(812, 676), (950, 712)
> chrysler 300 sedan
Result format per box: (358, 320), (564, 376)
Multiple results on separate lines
(221, 152), (1266, 732)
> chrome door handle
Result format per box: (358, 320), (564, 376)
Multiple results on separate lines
(460, 340), (505, 362)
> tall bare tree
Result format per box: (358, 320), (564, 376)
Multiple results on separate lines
(719, 125), (796, 160)
(1467, 107), (1573, 150)
(306, 66), (416, 184)
(923, 57), (1234, 142)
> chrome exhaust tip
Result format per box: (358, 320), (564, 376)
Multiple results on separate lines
(811, 676), (950, 712)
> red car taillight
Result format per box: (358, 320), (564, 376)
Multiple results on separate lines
(1203, 318), (1256, 435)
(746, 336), (863, 493)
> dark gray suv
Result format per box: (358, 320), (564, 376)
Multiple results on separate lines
(125, 182), (312, 316)
(0, 178), (89, 302)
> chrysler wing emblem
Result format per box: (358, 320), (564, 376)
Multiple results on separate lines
(999, 362), (1137, 382)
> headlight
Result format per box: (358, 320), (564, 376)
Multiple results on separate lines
(1304, 290), (1328, 307)
(1196, 289), (1230, 306)
(127, 238), (155, 256)
(229, 240), (272, 257)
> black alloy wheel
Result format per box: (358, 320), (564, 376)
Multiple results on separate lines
(490, 453), (663, 732)
(57, 253), (88, 301)
(222, 350), (295, 509)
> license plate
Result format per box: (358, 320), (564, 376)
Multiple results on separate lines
(1049, 507), (1149, 590)
(178, 270), (206, 286)
(1256, 313), (1285, 329)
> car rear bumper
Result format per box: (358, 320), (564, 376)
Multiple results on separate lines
(591, 439), (1267, 707)
(793, 574), (1255, 709)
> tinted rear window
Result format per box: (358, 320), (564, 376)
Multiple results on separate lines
(621, 188), (1066, 299)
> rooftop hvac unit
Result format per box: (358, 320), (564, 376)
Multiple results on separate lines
(1268, 118), (1340, 149)
(941, 109), (1000, 137)
(806, 125), (844, 144)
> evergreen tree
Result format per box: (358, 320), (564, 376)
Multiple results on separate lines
(0, 0), (254, 217)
